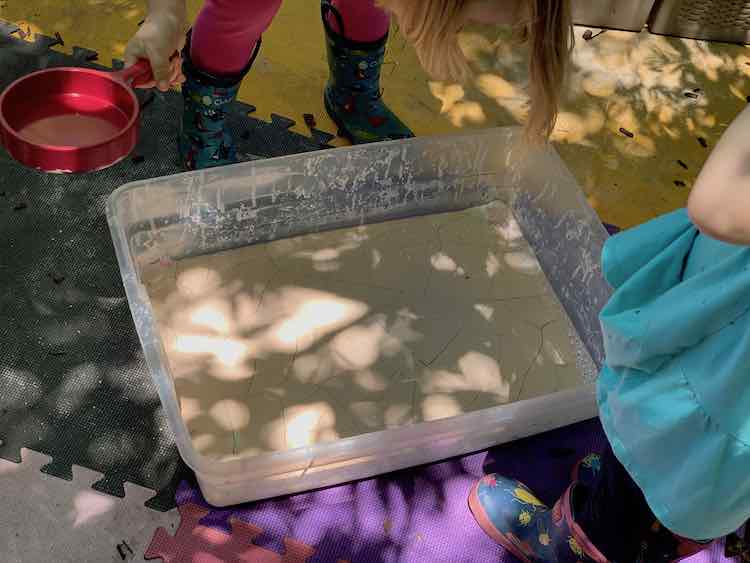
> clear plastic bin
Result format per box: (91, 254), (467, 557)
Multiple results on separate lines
(107, 127), (610, 506)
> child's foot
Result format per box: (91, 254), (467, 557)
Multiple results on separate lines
(321, 1), (413, 144)
(178, 32), (259, 170)
(570, 453), (711, 562)
(469, 475), (610, 562)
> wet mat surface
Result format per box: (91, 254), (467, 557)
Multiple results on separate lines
(0, 22), (333, 510)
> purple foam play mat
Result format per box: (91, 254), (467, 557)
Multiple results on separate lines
(161, 419), (740, 562)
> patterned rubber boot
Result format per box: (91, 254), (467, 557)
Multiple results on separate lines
(321, 1), (414, 144)
(571, 454), (712, 563)
(469, 476), (610, 562)
(572, 453), (602, 487)
(179, 31), (260, 170)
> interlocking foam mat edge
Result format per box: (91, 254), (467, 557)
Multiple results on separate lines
(0, 21), (334, 511)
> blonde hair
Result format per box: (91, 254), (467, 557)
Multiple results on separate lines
(378, 0), (573, 142)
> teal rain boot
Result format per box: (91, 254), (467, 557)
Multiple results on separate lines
(469, 476), (611, 562)
(321, 1), (414, 144)
(179, 32), (260, 170)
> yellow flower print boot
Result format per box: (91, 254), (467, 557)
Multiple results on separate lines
(469, 475), (611, 562)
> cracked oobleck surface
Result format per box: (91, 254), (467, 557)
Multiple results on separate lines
(141, 201), (582, 461)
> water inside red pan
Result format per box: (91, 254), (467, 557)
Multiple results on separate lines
(16, 93), (129, 147)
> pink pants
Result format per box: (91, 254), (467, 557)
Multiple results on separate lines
(191, 0), (389, 76)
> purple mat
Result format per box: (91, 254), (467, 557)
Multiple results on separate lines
(176, 419), (737, 562)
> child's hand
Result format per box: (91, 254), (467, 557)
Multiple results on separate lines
(124, 6), (187, 91)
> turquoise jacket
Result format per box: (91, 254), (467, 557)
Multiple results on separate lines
(598, 208), (750, 540)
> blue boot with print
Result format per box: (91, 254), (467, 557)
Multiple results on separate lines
(179, 31), (260, 170)
(570, 454), (711, 562)
(321, 1), (413, 144)
(572, 453), (602, 486)
(469, 475), (610, 562)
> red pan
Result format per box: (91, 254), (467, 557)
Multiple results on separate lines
(0, 60), (155, 173)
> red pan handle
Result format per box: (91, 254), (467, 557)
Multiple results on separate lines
(113, 59), (154, 88)
(113, 52), (179, 88)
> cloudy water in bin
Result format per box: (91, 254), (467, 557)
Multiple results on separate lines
(140, 198), (586, 462)
(109, 128), (607, 505)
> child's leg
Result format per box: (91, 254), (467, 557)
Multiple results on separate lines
(576, 446), (655, 560)
(191, 0), (387, 73)
(577, 446), (713, 562)
(321, 0), (413, 143)
(328, 0), (390, 42)
(179, 0), (282, 170)
(191, 0), (282, 75)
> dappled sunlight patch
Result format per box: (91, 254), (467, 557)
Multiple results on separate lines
(504, 251), (541, 275)
(485, 252), (501, 277)
(285, 402), (336, 449)
(729, 82), (748, 102)
(490, 209), (523, 244)
(173, 334), (249, 367)
(209, 399), (250, 432)
(430, 252), (462, 274)
(384, 402), (414, 429)
(582, 72), (618, 98)
(353, 369), (389, 393)
(421, 393), (463, 421)
(492, 96), (528, 125)
(474, 72), (529, 125)
(52, 364), (103, 417)
(606, 99), (641, 134)
(110, 41), (127, 60)
(176, 267), (222, 299)
(459, 28), (501, 65)
(191, 433), (216, 453)
(446, 101), (487, 128)
(72, 490), (116, 528)
(290, 231), (369, 274)
(475, 73), (522, 99)
(734, 53), (750, 77)
(180, 396), (202, 424)
(551, 109), (605, 145)
(600, 154), (620, 170)
(261, 288), (369, 354)
(189, 300), (233, 334)
(428, 82), (466, 114)
(613, 133), (656, 158)
(0, 369), (43, 411)
(474, 304), (495, 321)
(562, 26), (746, 153)
(681, 38), (735, 81)
(9, 20), (44, 42)
(123, 8), (141, 21)
(86, 431), (135, 465)
(330, 318), (388, 371)
(656, 101), (677, 125)
(290, 353), (323, 384)
(695, 108), (717, 128)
